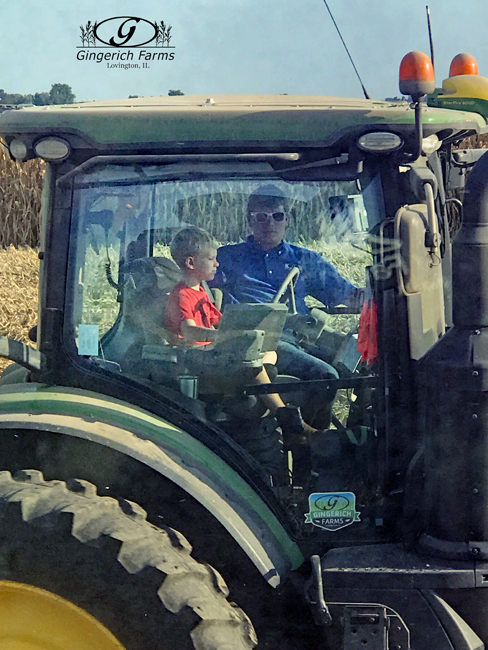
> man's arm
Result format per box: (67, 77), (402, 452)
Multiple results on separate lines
(305, 250), (359, 310)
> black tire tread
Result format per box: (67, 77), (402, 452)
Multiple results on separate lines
(0, 469), (257, 650)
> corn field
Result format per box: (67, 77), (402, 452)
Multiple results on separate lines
(0, 145), (43, 370)
(168, 180), (355, 244)
(0, 143), (44, 248)
(0, 246), (39, 372)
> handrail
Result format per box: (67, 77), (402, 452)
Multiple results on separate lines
(0, 336), (45, 371)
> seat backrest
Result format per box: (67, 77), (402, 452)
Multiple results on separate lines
(123, 256), (183, 343)
(101, 256), (182, 366)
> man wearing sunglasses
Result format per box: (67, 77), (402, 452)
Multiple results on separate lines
(212, 185), (363, 429)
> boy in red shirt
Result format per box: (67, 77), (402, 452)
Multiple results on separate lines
(165, 228), (221, 345)
(165, 227), (318, 440)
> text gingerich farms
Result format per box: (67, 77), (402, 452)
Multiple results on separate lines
(77, 50), (175, 63)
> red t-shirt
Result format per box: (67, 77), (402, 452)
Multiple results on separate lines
(165, 281), (222, 344)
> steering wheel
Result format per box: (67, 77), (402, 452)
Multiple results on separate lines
(271, 266), (300, 314)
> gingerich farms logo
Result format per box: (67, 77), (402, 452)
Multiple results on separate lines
(77, 17), (175, 69)
(304, 492), (361, 532)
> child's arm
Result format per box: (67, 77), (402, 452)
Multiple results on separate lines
(180, 319), (218, 343)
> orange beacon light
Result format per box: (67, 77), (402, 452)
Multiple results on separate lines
(399, 51), (436, 101)
(449, 53), (479, 77)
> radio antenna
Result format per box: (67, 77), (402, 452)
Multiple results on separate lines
(322, 0), (371, 100)
(426, 5), (435, 69)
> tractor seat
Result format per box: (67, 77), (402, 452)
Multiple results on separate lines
(101, 256), (288, 397)
(100, 256), (183, 367)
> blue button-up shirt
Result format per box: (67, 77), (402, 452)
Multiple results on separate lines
(212, 236), (356, 315)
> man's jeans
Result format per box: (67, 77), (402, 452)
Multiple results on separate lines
(276, 331), (338, 429)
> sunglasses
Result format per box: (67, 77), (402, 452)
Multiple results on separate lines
(250, 211), (286, 223)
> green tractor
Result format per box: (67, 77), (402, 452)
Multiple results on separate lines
(1, 51), (488, 649)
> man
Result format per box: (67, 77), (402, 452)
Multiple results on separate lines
(212, 184), (363, 428)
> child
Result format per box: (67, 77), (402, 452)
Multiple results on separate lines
(165, 227), (318, 439)
(165, 227), (221, 345)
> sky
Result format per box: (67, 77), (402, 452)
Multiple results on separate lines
(1, 0), (487, 103)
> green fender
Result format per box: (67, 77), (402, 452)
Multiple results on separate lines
(0, 382), (303, 586)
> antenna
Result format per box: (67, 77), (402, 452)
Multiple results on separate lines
(426, 5), (435, 69)
(322, 0), (371, 100)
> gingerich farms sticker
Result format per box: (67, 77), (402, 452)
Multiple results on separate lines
(305, 492), (360, 531)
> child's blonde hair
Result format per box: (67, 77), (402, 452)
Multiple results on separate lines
(170, 227), (218, 269)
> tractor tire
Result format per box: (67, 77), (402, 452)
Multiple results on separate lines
(0, 469), (257, 650)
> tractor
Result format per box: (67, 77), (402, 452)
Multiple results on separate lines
(0, 51), (488, 649)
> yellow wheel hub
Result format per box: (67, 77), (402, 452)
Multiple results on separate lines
(0, 581), (126, 650)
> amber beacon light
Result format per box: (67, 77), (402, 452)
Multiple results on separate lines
(399, 51), (436, 101)
(449, 53), (479, 77)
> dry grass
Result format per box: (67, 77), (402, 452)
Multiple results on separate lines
(0, 246), (39, 372)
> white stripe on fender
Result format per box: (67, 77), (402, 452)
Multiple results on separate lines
(0, 389), (182, 432)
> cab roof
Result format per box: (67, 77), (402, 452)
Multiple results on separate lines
(0, 94), (485, 152)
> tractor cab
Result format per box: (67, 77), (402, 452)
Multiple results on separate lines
(68, 159), (375, 504)
(0, 57), (487, 555)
